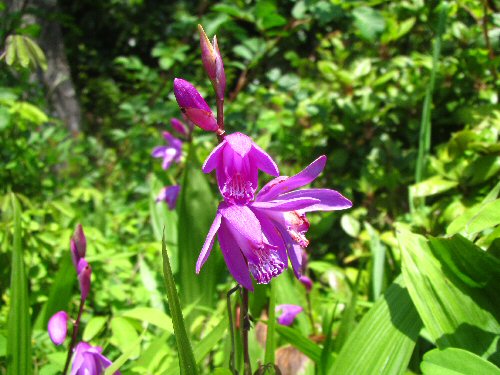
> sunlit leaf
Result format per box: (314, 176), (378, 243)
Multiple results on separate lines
(421, 348), (500, 375)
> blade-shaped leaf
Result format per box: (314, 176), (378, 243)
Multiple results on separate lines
(161, 230), (198, 375)
(398, 230), (500, 364)
(7, 193), (32, 375)
(177, 144), (222, 311)
(421, 348), (500, 375)
(332, 276), (422, 375)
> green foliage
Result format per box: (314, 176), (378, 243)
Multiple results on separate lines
(1, 0), (499, 373)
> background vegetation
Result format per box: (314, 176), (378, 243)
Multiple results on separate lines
(1, 0), (499, 374)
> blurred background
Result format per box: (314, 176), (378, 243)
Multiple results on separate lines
(1, 0), (498, 374)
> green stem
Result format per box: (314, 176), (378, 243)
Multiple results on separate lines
(227, 285), (240, 375)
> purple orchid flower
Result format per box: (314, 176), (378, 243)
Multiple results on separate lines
(249, 155), (352, 278)
(202, 132), (279, 205)
(276, 304), (303, 326)
(173, 78), (219, 132)
(151, 131), (182, 170)
(197, 154), (352, 290)
(48, 311), (69, 345)
(156, 185), (181, 210)
(71, 342), (120, 375)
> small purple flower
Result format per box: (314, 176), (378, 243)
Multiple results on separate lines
(276, 304), (303, 326)
(198, 24), (226, 100)
(173, 78), (218, 132)
(71, 224), (86, 269)
(71, 342), (120, 375)
(156, 185), (181, 210)
(196, 154), (351, 290)
(202, 132), (279, 205)
(77, 258), (91, 301)
(48, 311), (69, 345)
(151, 131), (182, 170)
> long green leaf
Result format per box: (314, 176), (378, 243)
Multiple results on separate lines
(275, 325), (322, 363)
(332, 276), (422, 375)
(161, 230), (198, 375)
(177, 144), (222, 311)
(398, 231), (500, 364)
(415, 3), (448, 183)
(7, 193), (32, 375)
(421, 348), (500, 375)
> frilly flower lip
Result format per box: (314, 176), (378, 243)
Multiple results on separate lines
(202, 132), (279, 205)
(197, 153), (352, 289)
(276, 304), (303, 326)
(173, 78), (218, 132)
(48, 310), (69, 346)
(71, 342), (120, 375)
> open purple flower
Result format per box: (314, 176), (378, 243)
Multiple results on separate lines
(151, 131), (182, 170)
(276, 304), (303, 326)
(250, 156), (352, 278)
(71, 342), (120, 375)
(173, 78), (218, 132)
(48, 311), (69, 346)
(196, 155), (351, 290)
(156, 185), (181, 210)
(202, 132), (279, 205)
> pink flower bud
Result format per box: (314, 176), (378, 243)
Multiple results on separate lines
(170, 118), (189, 137)
(48, 311), (69, 345)
(71, 224), (86, 269)
(198, 25), (226, 100)
(77, 258), (92, 301)
(299, 275), (313, 292)
(173, 78), (218, 132)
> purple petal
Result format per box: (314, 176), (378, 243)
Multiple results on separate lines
(218, 221), (253, 291)
(151, 146), (167, 158)
(202, 140), (227, 173)
(218, 203), (263, 262)
(257, 156), (327, 201)
(279, 189), (352, 213)
(196, 210), (222, 273)
(250, 143), (279, 177)
(225, 132), (253, 158)
(253, 210), (288, 265)
(251, 197), (320, 212)
(275, 225), (304, 278)
(276, 304), (303, 326)
(213, 36), (226, 100)
(72, 224), (86, 259)
(48, 311), (68, 345)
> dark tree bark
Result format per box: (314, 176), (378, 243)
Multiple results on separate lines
(6, 0), (82, 135)
(35, 0), (82, 135)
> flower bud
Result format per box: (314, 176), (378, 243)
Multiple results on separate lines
(77, 258), (92, 301)
(170, 118), (189, 137)
(48, 311), (69, 345)
(198, 25), (226, 100)
(71, 224), (86, 269)
(299, 275), (313, 292)
(173, 78), (218, 132)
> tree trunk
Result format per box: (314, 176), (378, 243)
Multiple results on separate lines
(35, 0), (82, 135)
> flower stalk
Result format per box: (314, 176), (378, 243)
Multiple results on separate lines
(62, 297), (85, 375)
